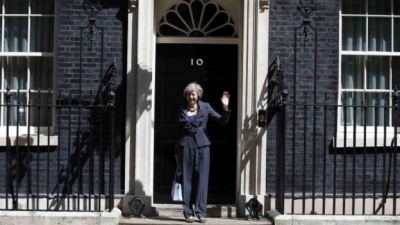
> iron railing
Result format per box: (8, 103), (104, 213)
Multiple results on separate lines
(268, 0), (400, 216)
(274, 88), (400, 215)
(0, 63), (117, 212)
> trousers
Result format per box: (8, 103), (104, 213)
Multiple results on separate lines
(179, 137), (210, 219)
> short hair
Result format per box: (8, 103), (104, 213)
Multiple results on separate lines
(183, 82), (203, 99)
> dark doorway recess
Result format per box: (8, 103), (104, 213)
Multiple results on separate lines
(154, 44), (238, 204)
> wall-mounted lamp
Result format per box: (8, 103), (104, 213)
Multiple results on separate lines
(259, 0), (269, 12)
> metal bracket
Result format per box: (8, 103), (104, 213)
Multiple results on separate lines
(129, 197), (146, 218)
(245, 196), (264, 220)
(296, 0), (316, 47)
(82, 0), (102, 49)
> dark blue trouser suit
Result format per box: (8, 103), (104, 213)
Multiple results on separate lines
(179, 137), (210, 219)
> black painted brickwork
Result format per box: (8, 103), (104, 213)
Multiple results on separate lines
(267, 0), (400, 205)
(56, 0), (127, 195)
(0, 1), (127, 198)
(268, 0), (358, 196)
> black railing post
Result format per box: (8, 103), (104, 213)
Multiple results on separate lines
(5, 85), (11, 210)
(57, 90), (62, 206)
(89, 90), (94, 211)
(275, 110), (282, 213)
(47, 90), (52, 210)
(107, 63), (116, 212)
(109, 103), (115, 212)
(392, 86), (398, 215)
(27, 90), (32, 210)
(280, 84), (288, 214)
(333, 94), (338, 215)
(36, 89), (42, 210)
(362, 92), (367, 215)
(322, 92), (327, 214)
(274, 64), (288, 214)
(302, 92), (307, 214)
(373, 93), (378, 213)
(15, 89), (20, 209)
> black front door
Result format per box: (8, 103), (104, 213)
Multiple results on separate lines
(154, 44), (238, 204)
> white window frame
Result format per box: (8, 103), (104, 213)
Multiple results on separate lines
(0, 1), (58, 144)
(338, 0), (400, 147)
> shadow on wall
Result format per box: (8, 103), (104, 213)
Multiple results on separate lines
(239, 57), (285, 195)
(48, 63), (124, 210)
(239, 71), (268, 190)
(1, 62), (125, 210)
(241, 57), (281, 154)
(1, 1), (130, 211)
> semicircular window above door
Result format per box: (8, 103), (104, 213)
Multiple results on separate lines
(157, 0), (237, 37)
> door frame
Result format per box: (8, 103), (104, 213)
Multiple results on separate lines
(124, 0), (270, 217)
(154, 0), (242, 205)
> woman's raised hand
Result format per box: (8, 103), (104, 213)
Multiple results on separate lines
(221, 91), (230, 108)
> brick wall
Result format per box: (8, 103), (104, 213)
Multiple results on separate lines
(267, 1), (400, 212)
(0, 0), (126, 199)
(56, 0), (126, 195)
(267, 0), (342, 195)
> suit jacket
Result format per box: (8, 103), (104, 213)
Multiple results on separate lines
(176, 100), (231, 149)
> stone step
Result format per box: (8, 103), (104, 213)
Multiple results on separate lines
(119, 204), (271, 225)
(150, 204), (237, 218)
(119, 217), (271, 225)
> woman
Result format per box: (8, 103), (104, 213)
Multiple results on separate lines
(175, 82), (231, 223)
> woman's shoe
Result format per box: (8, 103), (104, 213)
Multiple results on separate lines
(199, 218), (207, 223)
(186, 216), (194, 223)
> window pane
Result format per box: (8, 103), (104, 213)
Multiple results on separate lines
(31, 0), (54, 14)
(0, 18), (2, 53)
(341, 55), (363, 89)
(365, 93), (388, 126)
(368, 18), (391, 51)
(342, 0), (365, 14)
(393, 57), (400, 90)
(30, 57), (53, 90)
(366, 56), (389, 90)
(5, 18), (28, 52)
(30, 17), (54, 52)
(5, 57), (27, 90)
(395, 19), (400, 52)
(395, 0), (400, 15)
(29, 92), (52, 127)
(340, 92), (363, 126)
(342, 17), (365, 51)
(341, 92), (388, 126)
(368, 0), (390, 15)
(3, 93), (27, 126)
(5, 0), (28, 14)
(0, 60), (2, 89)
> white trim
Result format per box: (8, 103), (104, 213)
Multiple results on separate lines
(338, 1), (400, 133)
(341, 51), (400, 56)
(0, 0), (57, 135)
(0, 135), (58, 146)
(156, 37), (239, 44)
(333, 134), (399, 148)
(156, 0), (238, 38)
(0, 52), (54, 56)
(124, 0), (270, 216)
